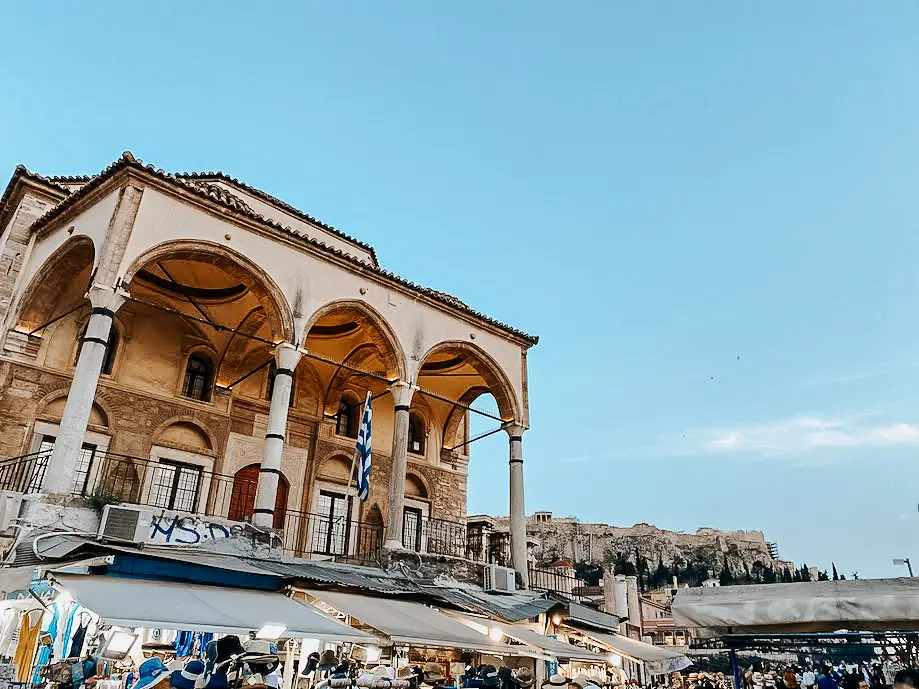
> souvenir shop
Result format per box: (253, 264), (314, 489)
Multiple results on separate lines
(292, 589), (582, 689)
(0, 571), (376, 689)
(556, 626), (690, 688)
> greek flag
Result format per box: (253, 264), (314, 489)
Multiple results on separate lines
(355, 391), (372, 501)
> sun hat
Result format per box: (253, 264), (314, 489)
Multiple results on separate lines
(372, 666), (396, 680)
(318, 650), (338, 671)
(135, 658), (171, 689)
(424, 663), (447, 683)
(172, 661), (206, 689)
(543, 676), (568, 687)
(571, 676), (598, 689)
(516, 668), (535, 689)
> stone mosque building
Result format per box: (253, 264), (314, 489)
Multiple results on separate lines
(0, 152), (536, 582)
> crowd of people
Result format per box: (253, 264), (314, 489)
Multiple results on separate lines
(673, 664), (919, 689)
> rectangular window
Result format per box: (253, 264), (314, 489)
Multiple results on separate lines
(29, 436), (97, 496)
(314, 490), (351, 555)
(403, 507), (422, 551)
(149, 461), (201, 512)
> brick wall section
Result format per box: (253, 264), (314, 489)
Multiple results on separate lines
(0, 194), (58, 312)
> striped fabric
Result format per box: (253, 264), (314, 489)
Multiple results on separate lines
(355, 391), (372, 501)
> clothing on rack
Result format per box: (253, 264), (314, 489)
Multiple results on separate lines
(13, 609), (43, 682)
(68, 621), (88, 659)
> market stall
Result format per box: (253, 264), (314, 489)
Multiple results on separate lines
(297, 589), (548, 684)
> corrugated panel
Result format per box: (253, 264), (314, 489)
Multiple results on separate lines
(425, 586), (560, 622)
(254, 558), (421, 594)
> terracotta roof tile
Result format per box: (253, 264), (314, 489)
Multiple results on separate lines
(177, 170), (378, 264)
(12, 152), (537, 345)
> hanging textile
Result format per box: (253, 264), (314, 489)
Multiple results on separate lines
(68, 621), (88, 659)
(33, 602), (60, 685)
(14, 610), (43, 682)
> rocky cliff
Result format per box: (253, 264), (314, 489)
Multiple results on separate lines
(515, 518), (780, 584)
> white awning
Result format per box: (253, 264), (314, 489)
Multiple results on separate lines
(672, 578), (919, 634)
(449, 613), (606, 663)
(300, 589), (515, 652)
(572, 629), (691, 676)
(55, 575), (375, 642)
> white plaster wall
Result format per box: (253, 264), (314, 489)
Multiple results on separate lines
(207, 182), (375, 265)
(18, 190), (120, 290)
(121, 189), (527, 419)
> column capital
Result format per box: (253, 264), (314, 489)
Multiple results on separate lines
(274, 342), (305, 370)
(389, 380), (418, 407)
(87, 284), (128, 313)
(502, 421), (527, 438)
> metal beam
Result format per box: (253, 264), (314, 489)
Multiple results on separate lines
(125, 296), (278, 347)
(447, 425), (504, 451)
(223, 357), (273, 390)
(414, 387), (504, 423)
(26, 301), (89, 336)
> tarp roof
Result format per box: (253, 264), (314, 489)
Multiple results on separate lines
(300, 589), (523, 653)
(449, 613), (606, 662)
(571, 628), (691, 675)
(55, 574), (374, 642)
(672, 578), (919, 634)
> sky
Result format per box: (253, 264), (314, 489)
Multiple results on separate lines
(2, 2), (919, 579)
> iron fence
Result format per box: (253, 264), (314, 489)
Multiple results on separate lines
(280, 509), (383, 562)
(528, 565), (591, 602)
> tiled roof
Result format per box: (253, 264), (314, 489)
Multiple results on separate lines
(177, 170), (379, 265)
(0, 165), (72, 221)
(12, 152), (538, 345)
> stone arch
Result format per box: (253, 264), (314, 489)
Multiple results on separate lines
(11, 235), (95, 334)
(36, 388), (110, 428)
(303, 299), (406, 381)
(121, 239), (296, 343)
(317, 453), (354, 484)
(151, 416), (217, 452)
(322, 344), (384, 416)
(405, 472), (429, 500)
(442, 385), (489, 451)
(418, 340), (520, 422)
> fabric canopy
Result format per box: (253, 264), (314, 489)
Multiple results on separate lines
(574, 629), (691, 676)
(672, 578), (919, 634)
(450, 613), (605, 662)
(301, 589), (514, 652)
(55, 574), (374, 642)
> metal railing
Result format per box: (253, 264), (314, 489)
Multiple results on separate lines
(528, 564), (591, 602)
(280, 510), (383, 562)
(0, 451), (476, 563)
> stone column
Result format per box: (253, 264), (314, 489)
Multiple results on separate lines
(506, 422), (529, 588)
(253, 343), (303, 528)
(384, 381), (416, 548)
(43, 285), (126, 495)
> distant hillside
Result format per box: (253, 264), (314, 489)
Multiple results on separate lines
(517, 517), (808, 587)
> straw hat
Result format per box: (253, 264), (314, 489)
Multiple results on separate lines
(424, 663), (447, 683)
(516, 668), (535, 689)
(688, 674), (699, 682)
(544, 676), (568, 687)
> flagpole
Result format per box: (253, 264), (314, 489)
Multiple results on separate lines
(347, 391), (371, 499)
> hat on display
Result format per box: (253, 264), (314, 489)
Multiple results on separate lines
(688, 674), (699, 682)
(302, 653), (320, 676)
(516, 669), (535, 689)
(498, 668), (519, 688)
(135, 658), (171, 689)
(372, 666), (396, 680)
(318, 650), (338, 671)
(482, 671), (501, 688)
(571, 676), (601, 689)
(215, 636), (246, 665)
(424, 663), (447, 684)
(397, 668), (415, 681)
(543, 676), (568, 687)
(168, 661), (186, 673)
(172, 661), (206, 689)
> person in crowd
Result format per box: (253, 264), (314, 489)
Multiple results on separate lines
(803, 669), (817, 689)
(893, 670), (919, 689)
(843, 670), (863, 689)
(785, 669), (798, 689)
(817, 667), (838, 689)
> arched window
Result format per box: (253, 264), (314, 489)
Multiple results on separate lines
(182, 354), (213, 401)
(75, 322), (119, 375)
(335, 397), (359, 438)
(408, 412), (425, 455)
(266, 361), (295, 407)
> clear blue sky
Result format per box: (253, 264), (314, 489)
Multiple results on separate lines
(3, 2), (919, 579)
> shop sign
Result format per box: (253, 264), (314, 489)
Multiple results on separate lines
(147, 510), (248, 547)
(5, 578), (55, 601)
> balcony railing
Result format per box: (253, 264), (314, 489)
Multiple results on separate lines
(0, 451), (483, 564)
(528, 565), (591, 602)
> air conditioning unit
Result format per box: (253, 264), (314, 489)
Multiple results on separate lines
(0, 492), (23, 531)
(484, 564), (516, 593)
(98, 505), (152, 544)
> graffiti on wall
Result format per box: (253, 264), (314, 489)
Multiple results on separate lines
(147, 511), (248, 546)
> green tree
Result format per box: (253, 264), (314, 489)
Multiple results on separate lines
(719, 556), (734, 586)
(782, 566), (793, 583)
(832, 563), (839, 581)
